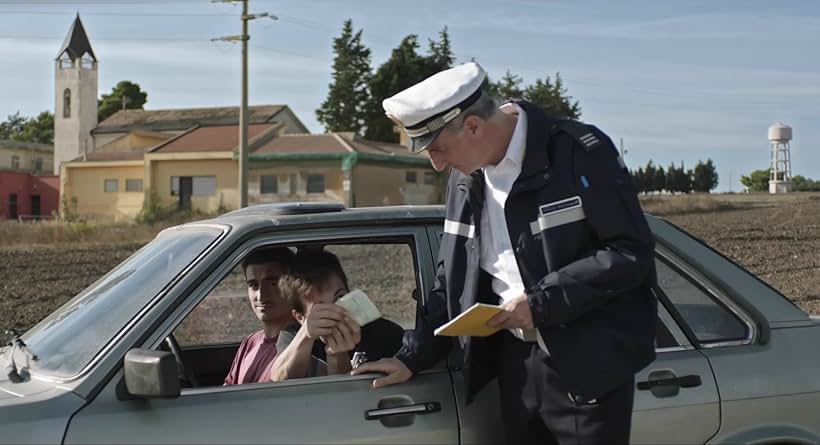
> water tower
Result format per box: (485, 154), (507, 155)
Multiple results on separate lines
(768, 122), (792, 194)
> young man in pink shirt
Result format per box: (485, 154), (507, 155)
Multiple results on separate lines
(223, 247), (295, 385)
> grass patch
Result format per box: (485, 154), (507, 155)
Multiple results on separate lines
(0, 210), (223, 247)
(640, 194), (746, 216)
(0, 219), (165, 246)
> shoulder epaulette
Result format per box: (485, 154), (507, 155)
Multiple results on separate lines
(554, 120), (603, 151)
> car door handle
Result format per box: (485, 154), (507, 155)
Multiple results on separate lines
(365, 401), (441, 420)
(637, 374), (701, 390)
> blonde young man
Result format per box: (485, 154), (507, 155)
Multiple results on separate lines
(270, 249), (404, 381)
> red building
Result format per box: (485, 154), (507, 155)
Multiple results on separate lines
(0, 171), (60, 220)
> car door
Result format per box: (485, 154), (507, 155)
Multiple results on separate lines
(63, 226), (459, 445)
(631, 288), (720, 444)
(424, 222), (722, 445)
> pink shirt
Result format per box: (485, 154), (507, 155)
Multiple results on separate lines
(224, 330), (278, 385)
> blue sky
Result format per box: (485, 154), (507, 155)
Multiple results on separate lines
(1, 0), (818, 191)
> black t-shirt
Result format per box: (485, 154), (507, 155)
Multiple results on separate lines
(276, 317), (405, 377)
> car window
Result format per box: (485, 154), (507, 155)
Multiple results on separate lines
(324, 243), (416, 329)
(174, 264), (256, 346)
(655, 258), (749, 344)
(174, 242), (417, 348)
(655, 315), (678, 349)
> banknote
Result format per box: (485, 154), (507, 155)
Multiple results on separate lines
(336, 289), (381, 326)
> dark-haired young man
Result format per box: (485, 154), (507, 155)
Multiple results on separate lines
(223, 247), (295, 385)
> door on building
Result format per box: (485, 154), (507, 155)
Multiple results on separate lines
(178, 177), (192, 211)
(8, 194), (18, 219)
(31, 195), (41, 218)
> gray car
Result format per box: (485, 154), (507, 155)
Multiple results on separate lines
(2, 203), (819, 444)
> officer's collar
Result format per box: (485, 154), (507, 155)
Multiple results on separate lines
(514, 100), (557, 180)
(455, 101), (557, 190)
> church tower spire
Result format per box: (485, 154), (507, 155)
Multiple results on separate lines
(54, 13), (98, 174)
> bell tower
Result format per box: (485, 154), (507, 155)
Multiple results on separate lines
(54, 14), (98, 174)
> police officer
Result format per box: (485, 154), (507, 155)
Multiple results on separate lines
(352, 62), (657, 444)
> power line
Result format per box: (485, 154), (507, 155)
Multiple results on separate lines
(0, 10), (233, 16)
(0, 35), (209, 42)
(0, 9), (335, 31)
(250, 44), (327, 62)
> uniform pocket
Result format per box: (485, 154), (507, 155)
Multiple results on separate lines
(529, 195), (586, 236)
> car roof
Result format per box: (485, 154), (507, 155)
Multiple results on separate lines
(191, 203), (446, 233)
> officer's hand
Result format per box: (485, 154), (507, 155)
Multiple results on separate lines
(487, 294), (534, 330)
(349, 358), (413, 389)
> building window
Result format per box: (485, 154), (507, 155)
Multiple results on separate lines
(306, 174), (325, 194)
(11, 155), (20, 170)
(34, 158), (43, 171)
(192, 176), (217, 196)
(104, 179), (118, 193)
(406, 171), (417, 184)
(424, 172), (436, 185)
(260, 175), (278, 194)
(63, 88), (71, 118)
(126, 179), (143, 192)
(171, 176), (216, 196)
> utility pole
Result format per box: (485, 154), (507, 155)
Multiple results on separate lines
(211, 0), (276, 208)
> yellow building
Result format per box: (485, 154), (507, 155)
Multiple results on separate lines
(61, 120), (444, 221)
(248, 132), (443, 208)
(0, 140), (53, 174)
(61, 105), (309, 221)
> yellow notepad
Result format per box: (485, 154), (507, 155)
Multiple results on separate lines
(434, 303), (503, 337)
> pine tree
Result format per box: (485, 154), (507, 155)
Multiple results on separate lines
(425, 26), (454, 75)
(316, 19), (373, 134)
(487, 70), (525, 101)
(363, 29), (454, 142)
(643, 161), (657, 193)
(654, 165), (667, 193)
(692, 159), (719, 192)
(523, 73), (581, 119)
(487, 71), (581, 119)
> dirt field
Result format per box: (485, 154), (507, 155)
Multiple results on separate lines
(644, 193), (820, 314)
(1, 193), (818, 334)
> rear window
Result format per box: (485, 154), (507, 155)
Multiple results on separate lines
(655, 258), (749, 344)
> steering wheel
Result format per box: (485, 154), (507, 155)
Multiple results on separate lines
(164, 333), (200, 388)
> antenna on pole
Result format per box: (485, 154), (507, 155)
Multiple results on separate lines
(211, 0), (277, 209)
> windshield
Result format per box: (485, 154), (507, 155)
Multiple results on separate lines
(22, 226), (223, 379)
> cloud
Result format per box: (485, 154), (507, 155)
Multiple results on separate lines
(451, 11), (820, 42)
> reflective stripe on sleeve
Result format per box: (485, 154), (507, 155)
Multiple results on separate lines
(444, 219), (475, 239)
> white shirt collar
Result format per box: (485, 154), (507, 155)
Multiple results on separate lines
(496, 102), (527, 168)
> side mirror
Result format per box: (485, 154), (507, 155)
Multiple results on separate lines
(123, 349), (180, 399)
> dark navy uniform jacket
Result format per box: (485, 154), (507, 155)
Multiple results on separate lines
(396, 101), (658, 401)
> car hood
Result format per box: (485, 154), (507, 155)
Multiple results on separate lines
(0, 347), (87, 444)
(0, 347), (61, 401)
